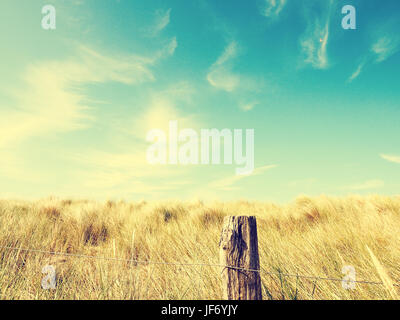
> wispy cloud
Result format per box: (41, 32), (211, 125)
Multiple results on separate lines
(348, 36), (399, 82)
(380, 154), (400, 164)
(0, 49), (149, 148)
(347, 61), (365, 83)
(300, 22), (330, 69)
(371, 36), (400, 63)
(343, 179), (384, 191)
(155, 37), (178, 60)
(262, 0), (287, 18)
(0, 42), (179, 149)
(206, 41), (266, 112)
(149, 8), (172, 36)
(0, 41), (179, 192)
(240, 101), (258, 112)
(207, 41), (240, 92)
(299, 1), (333, 70)
(206, 41), (264, 97)
(209, 165), (277, 191)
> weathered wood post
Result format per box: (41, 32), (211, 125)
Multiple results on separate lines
(219, 216), (262, 300)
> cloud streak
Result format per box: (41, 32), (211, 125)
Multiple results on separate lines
(348, 36), (399, 82)
(0, 41), (179, 149)
(372, 36), (400, 63)
(149, 8), (172, 36)
(347, 61), (365, 83)
(380, 154), (400, 164)
(262, 0), (287, 18)
(207, 41), (240, 92)
(299, 1), (334, 70)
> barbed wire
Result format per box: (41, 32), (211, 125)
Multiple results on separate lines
(0, 246), (260, 272)
(1, 245), (399, 287)
(259, 267), (392, 286)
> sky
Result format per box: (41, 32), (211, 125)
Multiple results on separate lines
(0, 0), (399, 203)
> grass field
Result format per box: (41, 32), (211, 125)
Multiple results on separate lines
(0, 195), (399, 300)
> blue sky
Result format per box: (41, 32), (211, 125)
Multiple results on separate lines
(0, 0), (399, 202)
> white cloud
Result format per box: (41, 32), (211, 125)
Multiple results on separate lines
(155, 37), (178, 60)
(347, 62), (365, 83)
(207, 70), (240, 92)
(348, 36), (399, 82)
(240, 101), (258, 112)
(0, 43), (178, 149)
(343, 179), (384, 191)
(299, 1), (333, 70)
(215, 41), (237, 66)
(149, 8), (172, 36)
(209, 165), (277, 191)
(262, 0), (287, 18)
(371, 36), (400, 63)
(0, 41), (180, 194)
(300, 21), (330, 69)
(167, 37), (178, 55)
(207, 42), (241, 92)
(380, 154), (400, 164)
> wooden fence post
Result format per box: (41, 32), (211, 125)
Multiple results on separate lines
(219, 216), (262, 300)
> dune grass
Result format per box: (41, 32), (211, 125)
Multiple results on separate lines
(0, 194), (399, 300)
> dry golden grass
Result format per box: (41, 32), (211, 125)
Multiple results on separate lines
(1, 194), (400, 300)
